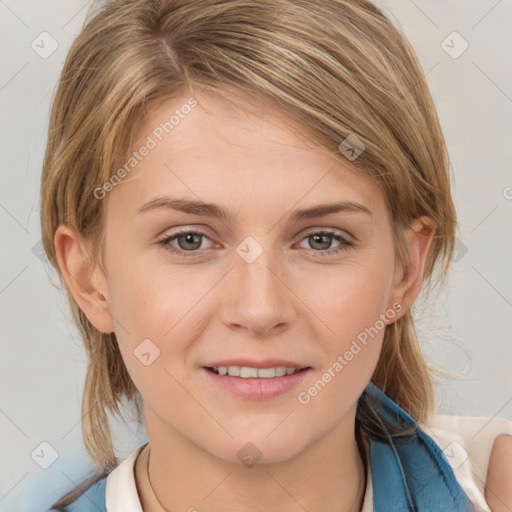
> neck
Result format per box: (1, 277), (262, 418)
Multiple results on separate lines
(134, 406), (367, 512)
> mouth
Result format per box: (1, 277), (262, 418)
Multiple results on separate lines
(202, 365), (313, 400)
(205, 366), (311, 378)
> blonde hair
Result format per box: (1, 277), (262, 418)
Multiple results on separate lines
(40, 0), (456, 507)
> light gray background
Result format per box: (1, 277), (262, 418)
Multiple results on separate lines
(1, 1), (511, 511)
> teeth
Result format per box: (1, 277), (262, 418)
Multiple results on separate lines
(212, 366), (300, 378)
(241, 366), (259, 378)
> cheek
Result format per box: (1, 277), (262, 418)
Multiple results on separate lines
(103, 258), (212, 396)
(102, 241), (187, 336)
(296, 276), (391, 423)
(298, 254), (394, 392)
(307, 256), (395, 340)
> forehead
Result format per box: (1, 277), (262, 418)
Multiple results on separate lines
(107, 90), (387, 225)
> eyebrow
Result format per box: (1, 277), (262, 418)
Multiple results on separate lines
(137, 196), (372, 222)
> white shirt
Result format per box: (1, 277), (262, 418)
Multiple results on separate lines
(105, 414), (512, 511)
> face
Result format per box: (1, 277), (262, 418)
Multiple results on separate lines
(88, 89), (406, 464)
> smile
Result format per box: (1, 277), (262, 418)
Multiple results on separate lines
(203, 366), (312, 400)
(209, 366), (309, 378)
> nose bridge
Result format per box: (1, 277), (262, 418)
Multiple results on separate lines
(236, 238), (281, 303)
(226, 235), (295, 333)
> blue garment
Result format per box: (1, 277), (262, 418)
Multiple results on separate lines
(52, 382), (475, 511)
(357, 382), (474, 511)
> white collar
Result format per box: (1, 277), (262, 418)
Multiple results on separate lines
(105, 444), (145, 512)
(106, 443), (373, 511)
(361, 461), (373, 511)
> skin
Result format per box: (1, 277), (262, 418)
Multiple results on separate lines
(56, 88), (453, 512)
(485, 434), (512, 511)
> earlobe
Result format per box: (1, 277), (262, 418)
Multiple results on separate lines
(389, 216), (436, 318)
(54, 225), (115, 334)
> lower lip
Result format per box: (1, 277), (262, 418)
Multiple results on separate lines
(202, 367), (312, 400)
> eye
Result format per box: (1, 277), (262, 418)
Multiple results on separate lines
(157, 229), (214, 258)
(157, 228), (355, 258)
(297, 229), (355, 257)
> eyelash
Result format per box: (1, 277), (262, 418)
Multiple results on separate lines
(156, 229), (355, 258)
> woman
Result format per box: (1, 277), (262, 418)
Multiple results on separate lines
(39, 0), (512, 510)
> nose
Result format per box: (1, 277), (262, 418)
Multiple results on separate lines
(220, 245), (297, 337)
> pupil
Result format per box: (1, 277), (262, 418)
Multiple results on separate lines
(312, 234), (330, 250)
(180, 233), (200, 250)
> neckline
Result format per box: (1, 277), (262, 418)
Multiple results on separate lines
(127, 442), (372, 511)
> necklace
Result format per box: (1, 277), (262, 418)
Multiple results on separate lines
(146, 444), (172, 512)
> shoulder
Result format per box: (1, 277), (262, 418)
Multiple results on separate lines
(486, 434), (512, 512)
(419, 413), (512, 512)
(47, 443), (145, 512)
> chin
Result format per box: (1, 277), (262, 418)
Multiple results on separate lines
(202, 431), (312, 467)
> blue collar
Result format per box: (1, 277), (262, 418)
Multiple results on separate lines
(63, 382), (475, 511)
(356, 381), (474, 511)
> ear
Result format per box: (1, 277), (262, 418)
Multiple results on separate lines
(54, 225), (115, 334)
(388, 216), (436, 319)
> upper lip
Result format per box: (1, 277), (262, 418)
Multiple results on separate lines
(204, 359), (311, 369)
